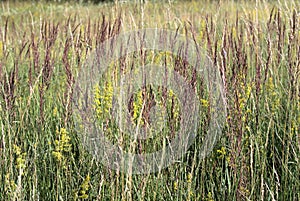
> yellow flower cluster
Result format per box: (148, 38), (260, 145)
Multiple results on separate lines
(187, 172), (192, 183)
(206, 192), (214, 201)
(4, 173), (17, 194)
(77, 174), (90, 199)
(266, 77), (276, 96)
(217, 146), (226, 159)
(53, 107), (58, 117)
(200, 99), (209, 108)
(237, 79), (253, 123)
(173, 181), (178, 191)
(266, 77), (280, 113)
(52, 128), (72, 162)
(13, 144), (26, 170)
(238, 81), (252, 110)
(94, 81), (113, 119)
(132, 90), (144, 125)
(188, 190), (194, 197)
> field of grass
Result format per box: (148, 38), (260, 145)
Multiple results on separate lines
(0, 0), (299, 200)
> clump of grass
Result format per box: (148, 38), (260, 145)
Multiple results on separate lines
(0, 0), (299, 200)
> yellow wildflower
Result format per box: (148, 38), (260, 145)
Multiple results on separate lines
(13, 145), (21, 155)
(52, 151), (63, 161)
(94, 81), (113, 119)
(13, 145), (27, 170)
(200, 99), (209, 107)
(133, 90), (144, 125)
(173, 181), (178, 191)
(217, 146), (226, 158)
(206, 192), (214, 201)
(5, 173), (17, 193)
(78, 174), (90, 199)
(52, 128), (72, 161)
(53, 107), (58, 117)
(187, 172), (192, 183)
(266, 77), (280, 112)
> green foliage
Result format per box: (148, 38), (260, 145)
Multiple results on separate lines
(0, 0), (299, 200)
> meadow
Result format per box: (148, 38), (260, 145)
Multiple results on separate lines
(0, 0), (299, 200)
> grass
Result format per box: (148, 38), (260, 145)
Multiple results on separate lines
(0, 0), (299, 200)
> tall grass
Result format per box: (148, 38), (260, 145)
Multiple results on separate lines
(0, 0), (299, 200)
